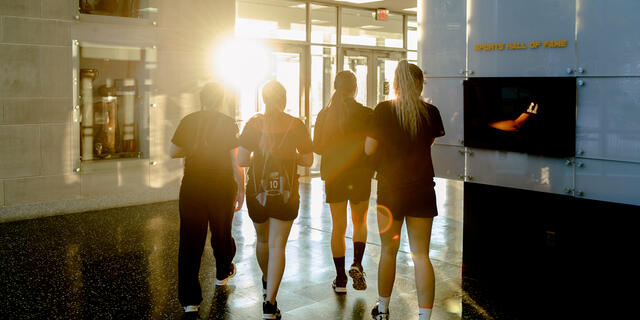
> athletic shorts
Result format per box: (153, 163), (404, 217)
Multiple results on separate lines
(377, 180), (438, 221)
(324, 173), (371, 203)
(246, 193), (300, 223)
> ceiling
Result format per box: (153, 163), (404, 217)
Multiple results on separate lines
(310, 0), (417, 13)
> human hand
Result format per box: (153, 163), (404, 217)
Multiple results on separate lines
(234, 190), (245, 212)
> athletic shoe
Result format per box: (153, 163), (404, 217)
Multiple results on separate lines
(215, 262), (236, 286)
(371, 303), (389, 320)
(183, 311), (200, 320)
(349, 264), (367, 290)
(332, 277), (347, 293)
(262, 300), (282, 320)
(183, 305), (200, 320)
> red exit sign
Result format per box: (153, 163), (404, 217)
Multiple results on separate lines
(376, 8), (389, 20)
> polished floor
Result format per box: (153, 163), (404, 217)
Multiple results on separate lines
(0, 178), (465, 320)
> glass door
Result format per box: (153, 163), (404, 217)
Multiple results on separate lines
(236, 45), (304, 126)
(343, 50), (371, 106)
(375, 52), (402, 105)
(341, 49), (403, 108)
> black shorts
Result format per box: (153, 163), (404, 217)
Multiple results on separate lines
(246, 193), (300, 223)
(377, 180), (438, 221)
(325, 173), (372, 203)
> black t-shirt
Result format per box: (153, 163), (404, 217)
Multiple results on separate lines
(313, 98), (373, 182)
(369, 100), (445, 192)
(171, 110), (239, 183)
(239, 112), (313, 197)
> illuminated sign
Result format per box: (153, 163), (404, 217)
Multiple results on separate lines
(375, 8), (389, 20)
(474, 40), (568, 52)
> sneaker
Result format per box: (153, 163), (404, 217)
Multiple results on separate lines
(183, 305), (200, 320)
(215, 262), (236, 286)
(371, 303), (389, 320)
(262, 300), (282, 320)
(349, 264), (367, 290)
(262, 278), (267, 301)
(332, 277), (347, 293)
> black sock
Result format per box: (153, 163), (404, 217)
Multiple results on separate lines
(353, 242), (366, 267)
(333, 256), (347, 280)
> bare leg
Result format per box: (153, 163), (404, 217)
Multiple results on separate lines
(329, 202), (348, 258)
(406, 216), (435, 308)
(377, 209), (403, 298)
(253, 220), (270, 281)
(266, 218), (294, 304)
(350, 200), (369, 245)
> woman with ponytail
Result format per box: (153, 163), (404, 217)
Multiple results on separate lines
(313, 70), (373, 293)
(365, 61), (445, 320)
(238, 80), (313, 320)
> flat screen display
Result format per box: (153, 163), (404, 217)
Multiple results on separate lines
(464, 77), (576, 157)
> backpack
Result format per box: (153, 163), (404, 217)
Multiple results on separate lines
(253, 119), (294, 207)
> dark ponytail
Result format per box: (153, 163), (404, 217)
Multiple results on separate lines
(323, 71), (358, 136)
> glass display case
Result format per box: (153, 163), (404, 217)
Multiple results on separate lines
(76, 42), (154, 161)
(79, 0), (158, 19)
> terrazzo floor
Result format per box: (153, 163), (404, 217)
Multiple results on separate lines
(0, 178), (471, 320)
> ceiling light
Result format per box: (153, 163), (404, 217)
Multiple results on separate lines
(335, 0), (382, 4)
(360, 25), (383, 30)
(404, 7), (418, 12)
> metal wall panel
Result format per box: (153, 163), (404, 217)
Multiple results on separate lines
(576, 1), (640, 76)
(423, 78), (464, 146)
(575, 159), (640, 206)
(577, 77), (640, 163)
(421, 0), (466, 76)
(467, 0), (576, 77)
(467, 148), (574, 195)
(432, 144), (465, 180)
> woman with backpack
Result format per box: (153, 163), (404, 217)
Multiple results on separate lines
(238, 80), (313, 320)
(365, 61), (445, 320)
(313, 70), (373, 293)
(170, 82), (245, 319)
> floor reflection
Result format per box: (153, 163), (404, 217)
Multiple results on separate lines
(0, 178), (464, 319)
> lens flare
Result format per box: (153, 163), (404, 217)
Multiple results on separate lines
(375, 204), (394, 234)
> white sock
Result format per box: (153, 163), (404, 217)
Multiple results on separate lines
(418, 307), (432, 320)
(377, 296), (390, 313)
(183, 305), (199, 312)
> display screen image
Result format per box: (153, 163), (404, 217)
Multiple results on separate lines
(464, 77), (576, 158)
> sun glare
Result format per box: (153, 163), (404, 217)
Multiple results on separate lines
(212, 38), (271, 88)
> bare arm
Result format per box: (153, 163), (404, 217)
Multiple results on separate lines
(364, 136), (378, 156)
(297, 152), (314, 167)
(237, 147), (252, 167)
(169, 143), (186, 158)
(230, 148), (245, 212)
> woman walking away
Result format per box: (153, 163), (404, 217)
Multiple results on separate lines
(238, 80), (313, 320)
(365, 61), (445, 320)
(170, 82), (245, 319)
(313, 70), (373, 294)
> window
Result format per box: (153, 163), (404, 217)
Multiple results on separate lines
(77, 43), (153, 161)
(311, 4), (337, 44)
(236, 0), (307, 41)
(341, 8), (403, 48)
(408, 15), (418, 50)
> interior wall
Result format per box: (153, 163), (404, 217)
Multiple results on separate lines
(421, 0), (640, 206)
(0, 0), (236, 222)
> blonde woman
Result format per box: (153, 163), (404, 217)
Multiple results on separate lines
(313, 70), (373, 293)
(238, 80), (313, 320)
(365, 61), (445, 320)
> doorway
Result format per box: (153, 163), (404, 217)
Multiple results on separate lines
(341, 49), (403, 107)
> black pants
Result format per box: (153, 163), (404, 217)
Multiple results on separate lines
(178, 179), (236, 306)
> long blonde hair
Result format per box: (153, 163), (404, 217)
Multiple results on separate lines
(393, 60), (428, 138)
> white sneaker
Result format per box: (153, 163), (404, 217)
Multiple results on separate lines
(215, 262), (236, 286)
